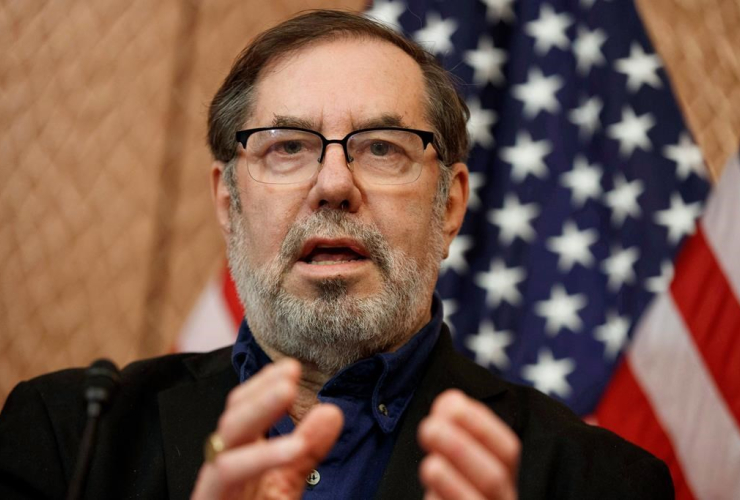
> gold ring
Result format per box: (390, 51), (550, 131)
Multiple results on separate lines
(204, 432), (226, 463)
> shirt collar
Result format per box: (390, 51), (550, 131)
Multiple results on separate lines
(231, 293), (444, 433)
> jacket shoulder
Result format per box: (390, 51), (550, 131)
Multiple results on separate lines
(427, 334), (673, 498)
(498, 380), (674, 499)
(0, 348), (234, 499)
(25, 346), (232, 397)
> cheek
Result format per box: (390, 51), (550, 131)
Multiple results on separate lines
(371, 191), (437, 253)
(239, 187), (305, 262)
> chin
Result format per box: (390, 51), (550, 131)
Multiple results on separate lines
(285, 271), (381, 302)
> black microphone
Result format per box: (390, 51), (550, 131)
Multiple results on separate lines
(66, 359), (121, 500)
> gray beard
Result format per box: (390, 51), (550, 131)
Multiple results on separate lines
(227, 208), (444, 375)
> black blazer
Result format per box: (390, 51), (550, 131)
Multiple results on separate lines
(0, 328), (673, 499)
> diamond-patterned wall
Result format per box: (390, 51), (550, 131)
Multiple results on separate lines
(0, 0), (365, 402)
(1, 0), (738, 404)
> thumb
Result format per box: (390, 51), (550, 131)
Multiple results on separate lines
(293, 403), (344, 472)
(251, 404), (343, 499)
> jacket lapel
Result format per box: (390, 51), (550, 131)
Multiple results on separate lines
(154, 330), (510, 500)
(158, 348), (238, 500)
(374, 328), (509, 500)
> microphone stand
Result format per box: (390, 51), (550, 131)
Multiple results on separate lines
(65, 360), (120, 500)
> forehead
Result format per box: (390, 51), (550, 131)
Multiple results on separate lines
(248, 38), (429, 131)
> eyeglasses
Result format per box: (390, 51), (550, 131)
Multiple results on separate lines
(235, 126), (435, 185)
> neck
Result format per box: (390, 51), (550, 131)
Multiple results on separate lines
(291, 363), (331, 422)
(253, 301), (433, 423)
(259, 342), (331, 423)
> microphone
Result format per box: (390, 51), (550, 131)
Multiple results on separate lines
(66, 359), (121, 500)
(83, 359), (120, 417)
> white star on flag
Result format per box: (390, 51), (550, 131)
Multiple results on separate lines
(560, 155), (603, 208)
(413, 12), (458, 55)
(521, 348), (576, 398)
(525, 4), (573, 55)
(594, 310), (630, 359)
(467, 97), (497, 148)
(465, 320), (514, 369)
(441, 235), (474, 275)
(573, 26), (607, 75)
(481, 0), (516, 24)
(364, 0), (405, 30)
(512, 68), (564, 119)
(442, 299), (459, 336)
(546, 221), (598, 272)
(569, 96), (603, 140)
(488, 194), (541, 244)
(500, 131), (552, 182)
(580, 0), (598, 11)
(607, 106), (656, 158)
(663, 132), (706, 180)
(615, 42), (663, 92)
(654, 193), (703, 244)
(474, 258), (526, 307)
(464, 36), (507, 86)
(604, 174), (644, 226)
(467, 172), (486, 211)
(534, 284), (588, 336)
(601, 245), (640, 292)
(645, 260), (674, 294)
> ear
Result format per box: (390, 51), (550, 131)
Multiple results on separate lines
(441, 162), (469, 259)
(210, 160), (233, 240)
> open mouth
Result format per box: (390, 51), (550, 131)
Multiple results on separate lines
(299, 239), (370, 266)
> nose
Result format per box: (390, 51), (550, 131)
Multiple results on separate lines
(306, 143), (362, 212)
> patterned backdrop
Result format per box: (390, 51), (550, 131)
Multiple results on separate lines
(0, 0), (738, 403)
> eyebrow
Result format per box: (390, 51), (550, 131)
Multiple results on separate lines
(269, 113), (410, 134)
(353, 114), (407, 130)
(271, 115), (320, 130)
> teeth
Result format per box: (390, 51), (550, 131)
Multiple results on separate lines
(308, 259), (361, 265)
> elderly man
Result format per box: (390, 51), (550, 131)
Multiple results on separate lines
(0, 10), (672, 500)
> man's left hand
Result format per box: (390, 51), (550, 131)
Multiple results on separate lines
(418, 390), (520, 500)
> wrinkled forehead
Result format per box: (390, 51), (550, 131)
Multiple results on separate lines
(247, 37), (430, 133)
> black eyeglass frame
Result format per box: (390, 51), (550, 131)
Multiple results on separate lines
(235, 126), (436, 165)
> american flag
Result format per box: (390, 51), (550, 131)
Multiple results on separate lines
(178, 1), (740, 498)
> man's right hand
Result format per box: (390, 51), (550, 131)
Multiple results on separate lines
(191, 359), (343, 500)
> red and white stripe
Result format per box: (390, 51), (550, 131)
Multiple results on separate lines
(597, 153), (740, 500)
(176, 266), (242, 352)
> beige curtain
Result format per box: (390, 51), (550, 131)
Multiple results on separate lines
(0, 0), (365, 402)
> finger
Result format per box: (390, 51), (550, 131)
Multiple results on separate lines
(191, 437), (305, 500)
(225, 358), (301, 408)
(211, 435), (306, 487)
(252, 404), (344, 499)
(191, 463), (221, 500)
(217, 359), (301, 447)
(293, 404), (344, 469)
(419, 417), (515, 499)
(424, 491), (443, 500)
(420, 454), (487, 500)
(430, 390), (520, 475)
(191, 462), (242, 500)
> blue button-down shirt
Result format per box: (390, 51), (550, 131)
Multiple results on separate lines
(231, 294), (443, 499)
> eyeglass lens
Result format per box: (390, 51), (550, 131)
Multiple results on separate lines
(242, 129), (426, 185)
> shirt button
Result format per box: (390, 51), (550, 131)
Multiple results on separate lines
(378, 403), (389, 417)
(306, 469), (321, 486)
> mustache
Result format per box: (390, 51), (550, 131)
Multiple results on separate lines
(277, 208), (393, 275)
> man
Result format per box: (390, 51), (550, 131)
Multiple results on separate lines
(0, 10), (673, 500)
